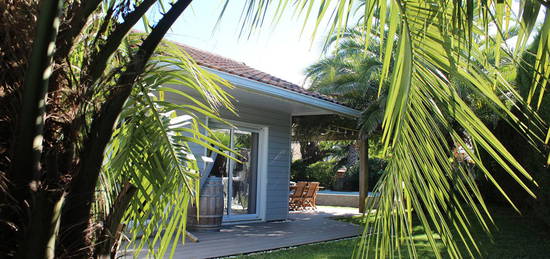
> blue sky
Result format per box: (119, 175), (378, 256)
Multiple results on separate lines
(144, 1), (336, 86)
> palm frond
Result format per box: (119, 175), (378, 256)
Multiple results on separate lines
(305, 25), (385, 112)
(237, 1), (549, 258)
(97, 39), (234, 258)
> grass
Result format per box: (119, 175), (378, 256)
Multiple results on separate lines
(235, 206), (550, 259)
(233, 238), (359, 259)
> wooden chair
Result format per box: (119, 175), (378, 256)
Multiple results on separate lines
(302, 182), (320, 210)
(289, 182), (307, 210)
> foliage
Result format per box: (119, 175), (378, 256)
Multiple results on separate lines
(306, 27), (382, 111)
(235, 1), (550, 258)
(292, 115), (359, 143)
(517, 33), (550, 121)
(293, 140), (386, 191)
(305, 26), (387, 136)
(478, 32), (550, 227)
(318, 141), (356, 168)
(515, 33), (550, 225)
(298, 141), (327, 165)
(0, 1), (233, 258)
(308, 161), (338, 188)
(291, 160), (337, 188)
(342, 158), (387, 192)
(290, 159), (309, 181)
(97, 42), (233, 258)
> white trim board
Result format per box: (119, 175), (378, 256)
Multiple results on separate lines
(202, 67), (361, 118)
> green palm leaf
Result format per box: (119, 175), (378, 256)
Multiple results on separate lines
(96, 38), (234, 258)
(233, 1), (549, 258)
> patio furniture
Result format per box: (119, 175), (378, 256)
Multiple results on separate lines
(289, 182), (307, 210)
(302, 182), (320, 210)
(289, 182), (320, 211)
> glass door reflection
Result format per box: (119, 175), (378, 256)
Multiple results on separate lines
(210, 127), (259, 218)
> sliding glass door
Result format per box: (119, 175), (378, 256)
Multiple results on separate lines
(209, 124), (262, 221)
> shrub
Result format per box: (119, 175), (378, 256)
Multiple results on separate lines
(341, 158), (387, 191)
(291, 159), (336, 188)
(291, 158), (387, 191)
(291, 159), (309, 181)
(306, 161), (337, 188)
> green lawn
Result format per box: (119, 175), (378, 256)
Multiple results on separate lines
(236, 206), (550, 259)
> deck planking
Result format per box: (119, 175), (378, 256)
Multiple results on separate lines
(123, 207), (361, 259)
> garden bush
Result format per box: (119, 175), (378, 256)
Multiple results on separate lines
(291, 158), (388, 191)
(341, 158), (387, 191)
(290, 159), (309, 181)
(306, 161), (337, 188)
(291, 159), (336, 188)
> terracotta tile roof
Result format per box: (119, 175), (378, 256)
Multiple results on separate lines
(175, 43), (344, 106)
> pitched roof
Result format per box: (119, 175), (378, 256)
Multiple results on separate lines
(176, 43), (343, 105)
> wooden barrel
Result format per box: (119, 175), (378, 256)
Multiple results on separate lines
(188, 176), (224, 231)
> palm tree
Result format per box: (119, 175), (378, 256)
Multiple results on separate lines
(1, 1), (233, 258)
(305, 26), (386, 135)
(236, 1), (550, 258)
(303, 27), (388, 188)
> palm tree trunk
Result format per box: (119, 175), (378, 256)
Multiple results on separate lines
(16, 191), (65, 259)
(9, 0), (63, 257)
(10, 0), (62, 199)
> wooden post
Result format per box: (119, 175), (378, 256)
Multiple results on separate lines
(359, 135), (369, 213)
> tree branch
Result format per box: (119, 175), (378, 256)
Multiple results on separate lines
(81, 0), (158, 88)
(54, 0), (102, 60)
(95, 182), (137, 258)
(59, 0), (193, 256)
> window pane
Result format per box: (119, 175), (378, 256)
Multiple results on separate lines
(210, 129), (231, 215)
(231, 130), (259, 215)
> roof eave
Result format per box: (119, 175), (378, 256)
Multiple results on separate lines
(203, 67), (362, 118)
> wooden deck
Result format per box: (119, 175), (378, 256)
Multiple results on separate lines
(125, 207), (362, 258)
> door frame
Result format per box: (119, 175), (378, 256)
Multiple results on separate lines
(207, 119), (268, 223)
